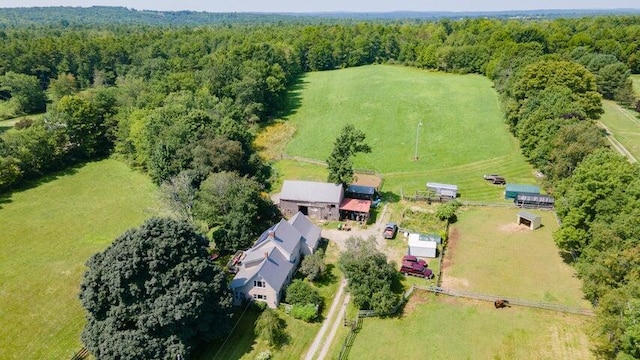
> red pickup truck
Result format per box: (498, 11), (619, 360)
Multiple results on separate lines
(400, 261), (433, 279)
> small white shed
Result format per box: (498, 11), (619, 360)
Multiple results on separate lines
(408, 233), (437, 258)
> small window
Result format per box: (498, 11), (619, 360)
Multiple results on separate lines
(254, 280), (265, 288)
(253, 294), (266, 300)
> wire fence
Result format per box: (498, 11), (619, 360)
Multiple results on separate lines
(416, 285), (594, 316)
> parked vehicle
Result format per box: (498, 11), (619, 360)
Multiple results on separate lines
(400, 261), (433, 279)
(402, 254), (427, 267)
(483, 174), (506, 185)
(383, 222), (398, 239)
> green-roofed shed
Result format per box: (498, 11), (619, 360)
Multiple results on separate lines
(505, 184), (540, 200)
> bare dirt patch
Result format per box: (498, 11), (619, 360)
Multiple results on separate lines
(440, 276), (470, 290)
(498, 223), (530, 233)
(402, 290), (430, 316)
(442, 227), (460, 271)
(353, 172), (382, 190)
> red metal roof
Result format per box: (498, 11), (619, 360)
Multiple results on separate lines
(339, 198), (372, 213)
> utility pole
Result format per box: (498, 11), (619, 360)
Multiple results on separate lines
(414, 121), (423, 160)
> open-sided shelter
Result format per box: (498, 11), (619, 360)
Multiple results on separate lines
(517, 210), (542, 230)
(339, 198), (371, 221)
(505, 184), (540, 200)
(426, 182), (458, 199)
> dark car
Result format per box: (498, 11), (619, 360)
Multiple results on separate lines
(483, 174), (506, 185)
(402, 254), (427, 267)
(400, 262), (433, 279)
(383, 222), (398, 239)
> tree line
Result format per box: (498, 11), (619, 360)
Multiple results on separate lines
(2, 14), (640, 358)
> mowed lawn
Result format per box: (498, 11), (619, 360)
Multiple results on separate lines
(444, 207), (590, 308)
(277, 65), (535, 201)
(348, 292), (592, 360)
(600, 100), (640, 160)
(0, 159), (162, 359)
(632, 74), (640, 95)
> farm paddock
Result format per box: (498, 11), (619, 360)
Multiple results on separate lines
(347, 293), (592, 359)
(442, 207), (590, 308)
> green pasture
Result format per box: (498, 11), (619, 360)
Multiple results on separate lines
(445, 207), (589, 308)
(632, 74), (640, 95)
(600, 100), (640, 160)
(198, 240), (343, 360)
(0, 159), (162, 359)
(273, 65), (536, 201)
(347, 293), (592, 359)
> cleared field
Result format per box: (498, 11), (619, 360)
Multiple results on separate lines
(347, 292), (592, 359)
(271, 65), (536, 201)
(444, 207), (589, 308)
(600, 100), (640, 160)
(0, 159), (162, 359)
(632, 74), (640, 95)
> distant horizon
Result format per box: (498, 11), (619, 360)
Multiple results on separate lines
(1, 1), (639, 14)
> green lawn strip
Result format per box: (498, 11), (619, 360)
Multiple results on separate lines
(348, 293), (592, 359)
(600, 100), (640, 160)
(0, 113), (45, 133)
(632, 74), (640, 95)
(270, 65), (537, 201)
(446, 207), (589, 308)
(0, 159), (161, 360)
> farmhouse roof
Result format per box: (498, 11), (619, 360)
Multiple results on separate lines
(517, 210), (541, 221)
(280, 180), (344, 204)
(288, 212), (321, 251)
(426, 182), (458, 190)
(346, 184), (375, 196)
(339, 198), (372, 213)
(230, 247), (294, 291)
(253, 219), (301, 256)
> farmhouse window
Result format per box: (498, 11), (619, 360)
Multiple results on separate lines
(254, 280), (265, 288)
(253, 294), (266, 300)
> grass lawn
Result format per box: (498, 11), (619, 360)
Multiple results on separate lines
(347, 292), (592, 359)
(444, 207), (589, 308)
(600, 100), (640, 160)
(266, 65), (536, 201)
(197, 240), (343, 360)
(0, 159), (162, 360)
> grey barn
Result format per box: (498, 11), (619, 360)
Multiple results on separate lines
(278, 180), (344, 220)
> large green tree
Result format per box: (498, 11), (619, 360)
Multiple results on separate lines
(326, 124), (371, 187)
(79, 217), (232, 360)
(194, 171), (280, 251)
(0, 71), (46, 116)
(339, 236), (398, 313)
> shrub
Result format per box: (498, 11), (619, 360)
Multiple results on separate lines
(290, 304), (318, 322)
(255, 309), (287, 347)
(285, 279), (321, 306)
(435, 200), (461, 222)
(299, 248), (326, 281)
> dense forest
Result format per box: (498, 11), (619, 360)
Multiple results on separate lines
(2, 8), (640, 358)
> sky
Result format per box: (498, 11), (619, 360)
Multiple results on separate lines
(1, 0), (639, 13)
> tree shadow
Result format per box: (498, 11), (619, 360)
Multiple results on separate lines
(380, 191), (401, 203)
(194, 306), (262, 360)
(274, 76), (307, 120)
(314, 263), (337, 289)
(0, 161), (85, 210)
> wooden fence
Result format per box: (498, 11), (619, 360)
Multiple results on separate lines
(70, 347), (89, 360)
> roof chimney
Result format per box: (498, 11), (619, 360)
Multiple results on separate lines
(264, 252), (269, 259)
(268, 230), (275, 239)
